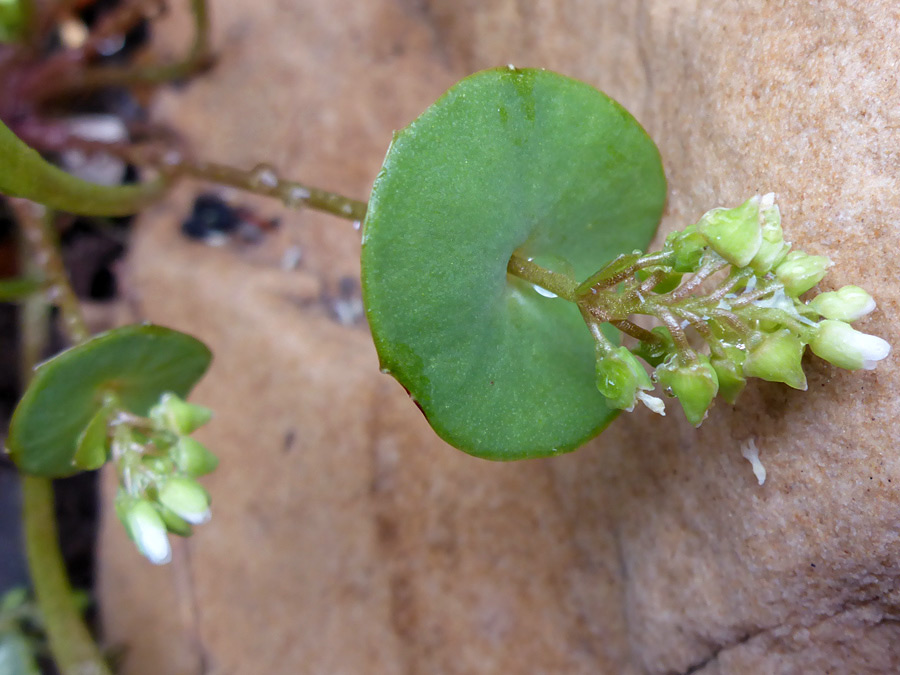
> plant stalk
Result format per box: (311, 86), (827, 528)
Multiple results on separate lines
(507, 253), (577, 301)
(21, 476), (112, 675)
(15, 200), (110, 675)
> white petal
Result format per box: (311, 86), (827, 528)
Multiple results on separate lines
(859, 333), (891, 370)
(740, 439), (766, 486)
(182, 508), (212, 525)
(637, 391), (666, 416)
(135, 521), (172, 565)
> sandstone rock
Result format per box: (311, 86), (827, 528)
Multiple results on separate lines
(98, 2), (900, 673)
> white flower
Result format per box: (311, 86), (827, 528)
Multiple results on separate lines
(158, 476), (212, 525)
(126, 501), (172, 565)
(809, 285), (876, 322)
(810, 320), (891, 371)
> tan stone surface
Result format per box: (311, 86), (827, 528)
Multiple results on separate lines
(98, 1), (900, 673)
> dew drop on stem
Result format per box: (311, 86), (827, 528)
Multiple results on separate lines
(250, 163), (279, 190)
(284, 185), (310, 208)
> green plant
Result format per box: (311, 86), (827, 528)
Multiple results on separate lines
(0, 4), (891, 673)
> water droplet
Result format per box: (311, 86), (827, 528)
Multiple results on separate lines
(341, 203), (354, 215)
(532, 284), (558, 299)
(284, 185), (310, 208)
(507, 63), (516, 70)
(250, 163), (279, 189)
(352, 220), (362, 231)
(664, 387), (675, 397)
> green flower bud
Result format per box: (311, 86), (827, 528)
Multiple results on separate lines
(157, 476), (211, 525)
(666, 225), (707, 273)
(149, 392), (213, 435)
(117, 496), (171, 565)
(156, 504), (194, 537)
(810, 320), (891, 371)
(596, 346), (654, 411)
(742, 329), (808, 390)
(636, 267), (683, 294)
(631, 326), (676, 368)
(171, 436), (219, 477)
(72, 403), (112, 471)
(696, 196), (762, 267)
(710, 347), (747, 404)
(749, 194), (790, 273)
(775, 250), (832, 297)
(809, 285), (876, 322)
(141, 455), (177, 477)
(656, 355), (719, 426)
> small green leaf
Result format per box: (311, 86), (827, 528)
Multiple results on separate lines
(361, 68), (666, 459)
(71, 401), (114, 471)
(0, 119), (165, 216)
(7, 324), (212, 477)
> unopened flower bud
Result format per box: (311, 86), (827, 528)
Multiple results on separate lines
(171, 436), (219, 477)
(156, 504), (194, 537)
(72, 404), (112, 471)
(710, 347), (746, 404)
(666, 225), (708, 273)
(595, 346), (654, 412)
(141, 455), (176, 476)
(696, 196), (762, 267)
(775, 251), (832, 297)
(810, 320), (891, 371)
(117, 496), (171, 565)
(809, 285), (876, 322)
(742, 329), (808, 390)
(631, 326), (676, 368)
(157, 476), (211, 525)
(149, 392), (212, 435)
(656, 355), (719, 426)
(749, 194), (790, 273)
(636, 267), (683, 294)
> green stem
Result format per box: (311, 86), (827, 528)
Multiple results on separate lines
(172, 158), (368, 222)
(13, 200), (89, 342)
(14, 202), (108, 675)
(610, 318), (663, 345)
(0, 276), (44, 301)
(21, 476), (112, 675)
(506, 253), (577, 302)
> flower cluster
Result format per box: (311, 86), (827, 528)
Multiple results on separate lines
(105, 393), (218, 564)
(580, 194), (891, 426)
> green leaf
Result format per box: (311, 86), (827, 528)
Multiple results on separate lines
(71, 400), (115, 472)
(361, 68), (666, 460)
(7, 324), (212, 477)
(0, 119), (165, 216)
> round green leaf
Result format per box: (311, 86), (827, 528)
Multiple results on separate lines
(7, 324), (212, 477)
(361, 68), (666, 460)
